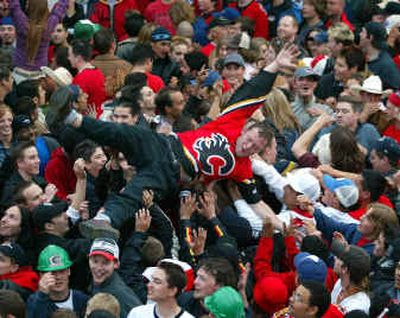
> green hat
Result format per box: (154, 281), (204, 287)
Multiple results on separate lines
(37, 245), (73, 272)
(204, 286), (245, 318)
(74, 20), (101, 41)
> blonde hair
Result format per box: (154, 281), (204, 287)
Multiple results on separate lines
(328, 22), (354, 43)
(367, 203), (399, 240)
(137, 23), (157, 45)
(86, 293), (120, 318)
(0, 103), (12, 118)
(262, 88), (301, 132)
(169, 0), (195, 26)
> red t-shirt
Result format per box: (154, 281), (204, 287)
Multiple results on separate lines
(383, 124), (400, 143)
(144, 0), (175, 35)
(200, 42), (216, 58)
(325, 12), (355, 32)
(230, 1), (269, 39)
(73, 67), (106, 118)
(145, 71), (165, 93)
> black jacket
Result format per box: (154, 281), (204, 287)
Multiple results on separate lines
(152, 56), (181, 85)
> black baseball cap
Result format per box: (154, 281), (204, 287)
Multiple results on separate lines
(0, 242), (27, 266)
(33, 202), (68, 230)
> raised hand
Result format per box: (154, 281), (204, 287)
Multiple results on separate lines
(296, 195), (315, 214)
(135, 208), (152, 233)
(179, 193), (197, 220)
(78, 201), (90, 220)
(39, 272), (56, 294)
(274, 43), (300, 70)
(142, 189), (154, 209)
(261, 218), (274, 238)
(197, 191), (216, 220)
(237, 262), (251, 293)
(73, 158), (87, 179)
(186, 227), (207, 256)
(333, 231), (349, 250)
(44, 183), (58, 203)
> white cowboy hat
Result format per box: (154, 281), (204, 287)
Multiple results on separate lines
(350, 75), (392, 96)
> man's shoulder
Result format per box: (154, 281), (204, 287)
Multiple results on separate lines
(128, 304), (155, 317)
(178, 291), (195, 305)
(357, 122), (379, 134)
(74, 67), (105, 81)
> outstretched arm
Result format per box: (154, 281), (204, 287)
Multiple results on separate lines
(222, 44), (299, 117)
(292, 114), (334, 160)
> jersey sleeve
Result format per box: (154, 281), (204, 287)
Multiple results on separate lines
(219, 70), (277, 121)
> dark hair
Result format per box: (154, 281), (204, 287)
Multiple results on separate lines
(118, 85), (143, 103)
(301, 235), (330, 265)
(184, 51), (208, 72)
(10, 140), (36, 166)
(14, 96), (36, 119)
(130, 44), (154, 65)
(13, 180), (36, 205)
(304, 0), (326, 18)
(93, 28), (114, 55)
(374, 149), (399, 168)
(16, 80), (39, 99)
(337, 95), (364, 113)
(0, 65), (11, 81)
(46, 87), (74, 134)
(301, 281), (330, 318)
(124, 12), (145, 38)
(341, 246), (371, 287)
(338, 46), (365, 72)
(173, 115), (194, 132)
(57, 126), (86, 156)
(0, 204), (33, 255)
(73, 139), (101, 163)
(361, 170), (387, 202)
(158, 261), (187, 297)
(198, 257), (238, 288)
(330, 126), (365, 174)
(124, 72), (148, 89)
(71, 39), (92, 62)
(155, 88), (180, 115)
(0, 290), (26, 318)
(54, 46), (74, 75)
(247, 121), (276, 148)
(114, 98), (141, 117)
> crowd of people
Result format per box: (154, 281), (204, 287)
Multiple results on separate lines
(0, 0), (400, 317)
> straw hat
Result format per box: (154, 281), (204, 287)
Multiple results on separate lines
(41, 67), (73, 87)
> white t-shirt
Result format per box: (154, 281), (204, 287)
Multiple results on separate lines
(54, 291), (74, 310)
(331, 279), (370, 314)
(128, 304), (194, 318)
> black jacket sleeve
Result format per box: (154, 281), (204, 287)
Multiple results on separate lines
(118, 231), (148, 303)
(225, 70), (278, 107)
(147, 203), (174, 258)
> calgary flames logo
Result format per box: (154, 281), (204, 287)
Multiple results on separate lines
(193, 133), (235, 176)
